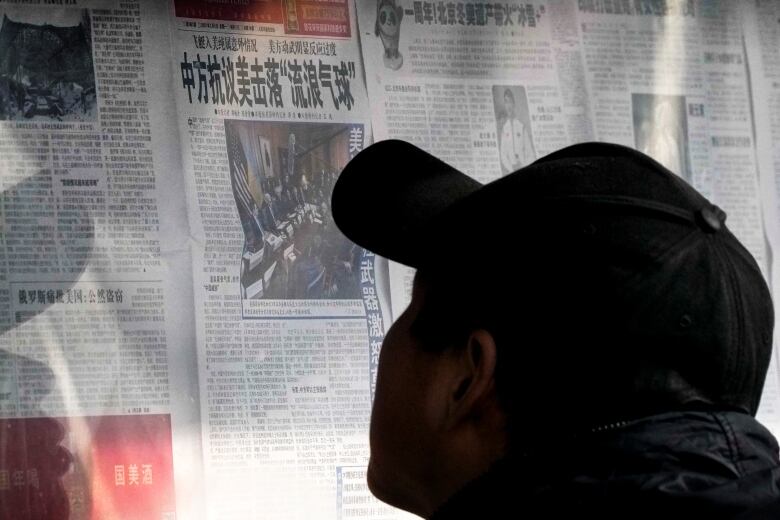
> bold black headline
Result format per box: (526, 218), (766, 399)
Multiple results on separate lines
(18, 288), (124, 305)
(409, 2), (544, 27)
(578, 0), (694, 16)
(180, 53), (356, 110)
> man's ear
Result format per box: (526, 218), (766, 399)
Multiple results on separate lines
(445, 329), (500, 428)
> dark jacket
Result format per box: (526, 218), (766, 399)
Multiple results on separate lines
(430, 411), (780, 519)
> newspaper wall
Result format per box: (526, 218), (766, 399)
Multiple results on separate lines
(0, 0), (778, 519)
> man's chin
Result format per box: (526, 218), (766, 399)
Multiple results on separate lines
(366, 457), (419, 515)
(365, 458), (389, 503)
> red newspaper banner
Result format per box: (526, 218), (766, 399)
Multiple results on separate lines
(0, 415), (175, 520)
(285, 0), (351, 37)
(174, 0), (351, 38)
(174, 0), (284, 25)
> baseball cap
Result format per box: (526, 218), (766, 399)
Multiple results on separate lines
(331, 140), (774, 419)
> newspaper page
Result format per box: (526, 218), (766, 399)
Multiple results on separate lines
(357, 0), (579, 318)
(357, 0), (779, 431)
(0, 1), (200, 519)
(170, 2), (409, 518)
(742, 0), (780, 434)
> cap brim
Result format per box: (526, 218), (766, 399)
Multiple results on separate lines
(332, 140), (481, 267)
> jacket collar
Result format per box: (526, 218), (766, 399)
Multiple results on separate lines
(429, 411), (780, 519)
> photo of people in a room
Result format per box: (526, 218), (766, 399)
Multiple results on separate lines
(224, 120), (363, 301)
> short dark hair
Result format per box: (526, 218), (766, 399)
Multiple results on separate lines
(503, 88), (515, 103)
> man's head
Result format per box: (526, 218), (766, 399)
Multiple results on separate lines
(363, 271), (507, 515)
(331, 140), (774, 515)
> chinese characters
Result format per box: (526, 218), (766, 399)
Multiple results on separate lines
(181, 53), (357, 110)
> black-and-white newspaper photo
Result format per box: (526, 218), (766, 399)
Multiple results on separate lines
(492, 84), (536, 174)
(225, 120), (364, 301)
(0, 7), (97, 121)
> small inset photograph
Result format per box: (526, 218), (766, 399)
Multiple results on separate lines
(0, 8), (97, 121)
(374, 0), (404, 70)
(492, 85), (536, 175)
(224, 120), (364, 300)
(632, 93), (691, 182)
